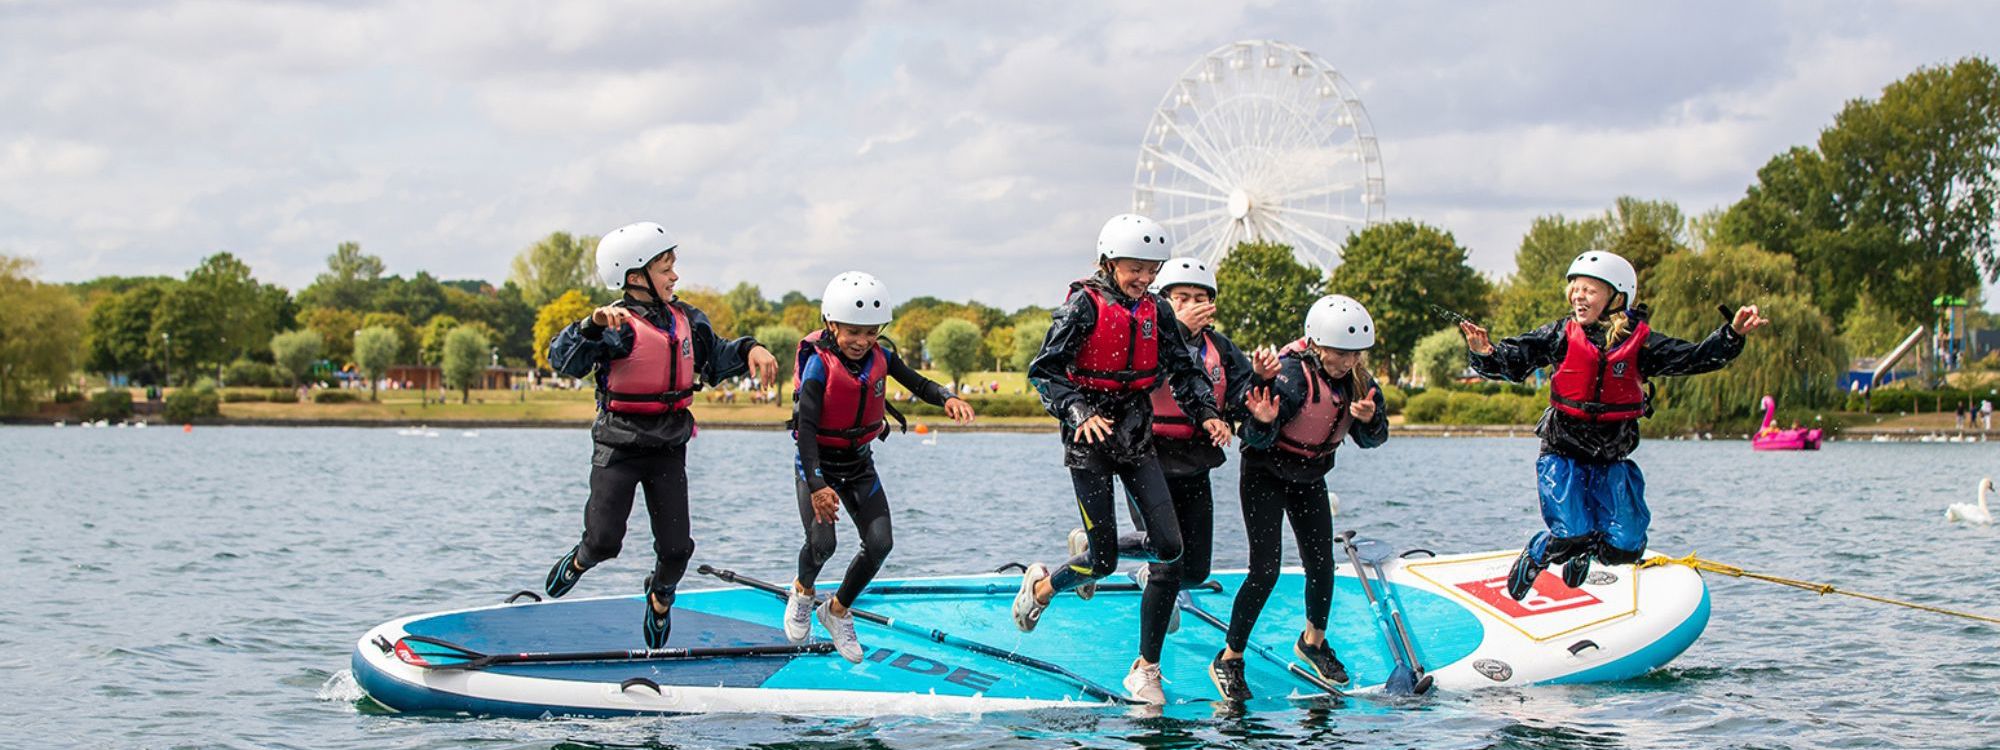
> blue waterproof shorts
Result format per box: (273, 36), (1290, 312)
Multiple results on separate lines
(1531, 454), (1649, 561)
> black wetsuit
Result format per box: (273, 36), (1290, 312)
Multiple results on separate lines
(792, 337), (954, 607)
(547, 297), (760, 598)
(1225, 353), (1387, 653)
(1028, 273), (1220, 595)
(1114, 324), (1253, 664)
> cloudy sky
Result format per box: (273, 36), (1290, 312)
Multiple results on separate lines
(4, 1), (1997, 309)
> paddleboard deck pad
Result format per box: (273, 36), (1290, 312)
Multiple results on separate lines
(352, 547), (1708, 717)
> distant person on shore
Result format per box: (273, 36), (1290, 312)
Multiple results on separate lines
(1956, 403), (1967, 430)
(1457, 250), (1766, 601)
(538, 221), (778, 649)
(781, 271), (974, 663)
(1983, 399), (1993, 431)
(1010, 214), (1229, 705)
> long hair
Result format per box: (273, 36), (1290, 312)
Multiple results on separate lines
(1603, 293), (1633, 347)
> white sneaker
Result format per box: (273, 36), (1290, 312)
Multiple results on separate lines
(1013, 563), (1050, 632)
(1067, 528), (1096, 600)
(1133, 564), (1180, 633)
(783, 585), (814, 643)
(816, 597), (864, 663)
(1123, 658), (1165, 705)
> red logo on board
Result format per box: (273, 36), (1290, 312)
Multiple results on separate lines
(1457, 574), (1601, 618)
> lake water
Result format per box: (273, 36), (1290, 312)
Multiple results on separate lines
(3, 425), (1996, 749)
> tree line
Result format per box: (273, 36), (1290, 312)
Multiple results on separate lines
(2, 57), (1995, 424)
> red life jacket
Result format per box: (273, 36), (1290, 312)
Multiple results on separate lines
(1276, 354), (1354, 458)
(604, 306), (696, 415)
(1068, 285), (1160, 392)
(1150, 330), (1224, 440)
(795, 330), (889, 449)
(1549, 318), (1651, 422)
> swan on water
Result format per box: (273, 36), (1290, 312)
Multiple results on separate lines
(1946, 478), (1994, 525)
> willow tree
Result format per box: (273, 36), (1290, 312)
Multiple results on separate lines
(1645, 244), (1846, 428)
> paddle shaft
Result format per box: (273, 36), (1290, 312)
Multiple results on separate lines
(1362, 556), (1426, 681)
(864, 580), (1223, 596)
(1336, 533), (1421, 687)
(1174, 591), (1345, 697)
(394, 634), (831, 670)
(697, 565), (1135, 705)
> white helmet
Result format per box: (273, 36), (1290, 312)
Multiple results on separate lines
(1565, 250), (1637, 306)
(596, 221), (679, 290)
(821, 271), (893, 326)
(1096, 214), (1172, 262)
(1304, 295), (1375, 350)
(1150, 257), (1218, 297)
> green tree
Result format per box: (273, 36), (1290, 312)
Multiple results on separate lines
(420, 314), (462, 367)
(508, 232), (599, 308)
(269, 329), (323, 386)
(299, 307), (364, 363)
(1012, 319), (1052, 372)
(754, 324), (804, 399)
(1410, 327), (1469, 389)
(532, 291), (596, 371)
(297, 241), (384, 311)
(780, 301), (821, 333)
(374, 271), (448, 323)
(983, 325), (1016, 371)
(676, 286), (735, 337)
(360, 312), (420, 365)
(184, 252), (279, 362)
(1328, 221), (1491, 379)
(1491, 215), (1605, 337)
(351, 326), (402, 401)
(1646, 244), (1847, 426)
(1601, 196), (1690, 276)
(441, 325), (492, 403)
(1838, 292), (1920, 359)
(150, 283), (228, 384)
(926, 318), (982, 391)
(724, 282), (769, 318)
(1215, 241), (1324, 350)
(83, 281), (170, 382)
(0, 256), (86, 411)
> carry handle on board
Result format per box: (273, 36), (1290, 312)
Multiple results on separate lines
(696, 564), (1136, 705)
(387, 634), (833, 670)
(1335, 530), (1434, 696)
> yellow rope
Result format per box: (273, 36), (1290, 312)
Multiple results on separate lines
(1640, 553), (2000, 625)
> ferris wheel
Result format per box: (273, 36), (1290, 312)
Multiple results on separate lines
(1132, 40), (1386, 272)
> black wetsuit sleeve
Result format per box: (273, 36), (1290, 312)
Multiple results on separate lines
(1469, 320), (1565, 382)
(886, 350), (954, 406)
(548, 315), (632, 380)
(793, 359), (830, 493)
(680, 302), (760, 385)
(1156, 298), (1221, 425)
(1028, 292), (1098, 428)
(1639, 324), (1745, 378)
(1211, 331), (1255, 423)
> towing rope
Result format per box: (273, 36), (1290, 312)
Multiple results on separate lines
(1639, 553), (2000, 625)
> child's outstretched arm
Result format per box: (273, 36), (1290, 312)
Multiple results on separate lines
(1463, 319), (1564, 383)
(681, 304), (776, 385)
(885, 349), (974, 423)
(1640, 305), (1765, 377)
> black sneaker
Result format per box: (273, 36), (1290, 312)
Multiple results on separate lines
(1293, 634), (1349, 685)
(1208, 651), (1253, 702)
(1561, 555), (1591, 589)
(544, 545), (586, 599)
(1506, 547), (1546, 601)
(641, 575), (674, 649)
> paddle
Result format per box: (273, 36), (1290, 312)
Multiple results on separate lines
(389, 633), (832, 671)
(1351, 537), (1434, 696)
(1336, 531), (1433, 696)
(864, 580), (1223, 596)
(1173, 590), (1346, 698)
(696, 565), (1136, 705)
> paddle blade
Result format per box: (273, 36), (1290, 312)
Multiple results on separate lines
(1353, 538), (1397, 565)
(393, 636), (482, 669)
(1383, 664), (1418, 695)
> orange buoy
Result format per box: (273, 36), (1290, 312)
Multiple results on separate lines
(913, 423), (930, 435)
(182, 424), (193, 433)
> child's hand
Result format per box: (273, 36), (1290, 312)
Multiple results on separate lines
(1731, 305), (1769, 336)
(1459, 320), (1493, 355)
(747, 345), (779, 385)
(944, 397), (976, 424)
(1246, 386), (1279, 424)
(1074, 415), (1113, 444)
(811, 487), (839, 524)
(1350, 388), (1380, 423)
(591, 305), (632, 328)
(1175, 301), (1216, 332)
(1202, 418), (1233, 447)
(1251, 346), (1280, 380)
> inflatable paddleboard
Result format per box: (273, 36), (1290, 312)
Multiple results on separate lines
(352, 547), (1708, 717)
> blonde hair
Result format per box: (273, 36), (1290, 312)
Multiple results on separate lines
(1604, 295), (1633, 347)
